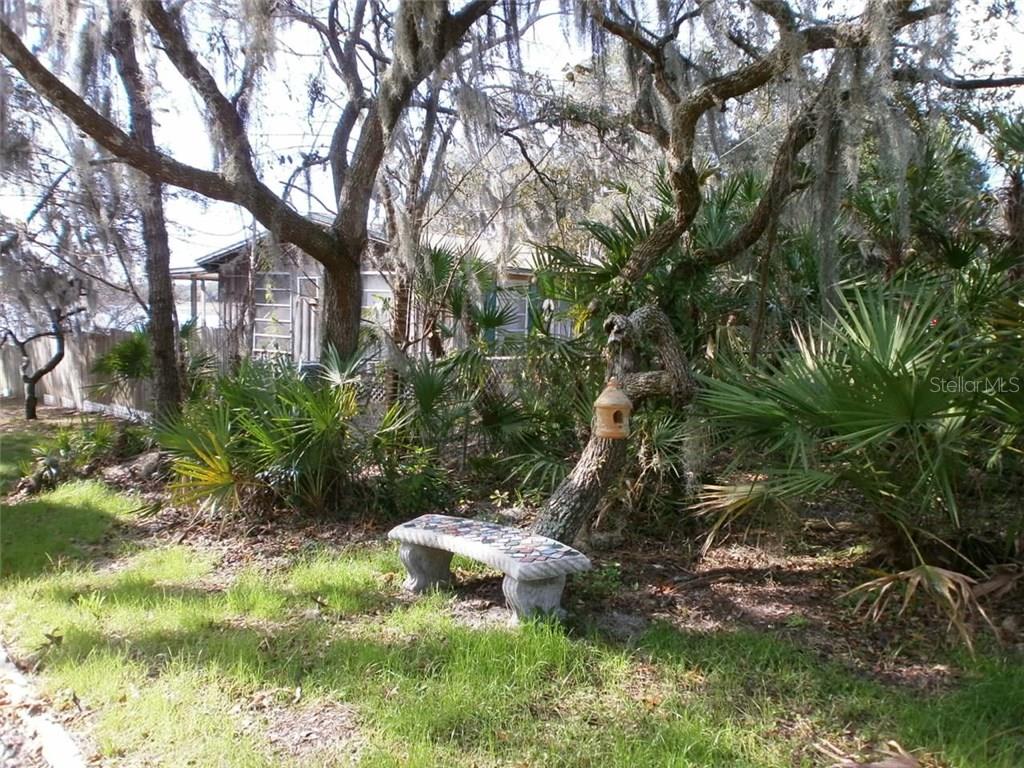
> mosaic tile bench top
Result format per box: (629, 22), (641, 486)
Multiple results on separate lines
(388, 514), (592, 581)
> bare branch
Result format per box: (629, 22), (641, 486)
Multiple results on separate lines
(336, 0), (496, 249)
(142, 2), (258, 184)
(503, 129), (559, 204)
(892, 66), (1024, 90)
(596, 0), (952, 288)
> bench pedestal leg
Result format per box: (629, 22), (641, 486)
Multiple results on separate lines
(502, 574), (567, 623)
(398, 543), (453, 593)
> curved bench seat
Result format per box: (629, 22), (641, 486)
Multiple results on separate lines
(388, 514), (592, 621)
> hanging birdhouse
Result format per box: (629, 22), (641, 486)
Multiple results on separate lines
(594, 377), (632, 439)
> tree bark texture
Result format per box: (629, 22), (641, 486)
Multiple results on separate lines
(386, 277), (411, 402)
(531, 437), (630, 542)
(321, 259), (363, 358)
(110, 6), (182, 413)
(532, 305), (695, 544)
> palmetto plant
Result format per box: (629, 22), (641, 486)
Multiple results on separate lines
(156, 346), (453, 519)
(412, 242), (521, 352)
(847, 564), (994, 651)
(847, 122), (989, 274)
(696, 281), (1008, 562)
(91, 329), (153, 409)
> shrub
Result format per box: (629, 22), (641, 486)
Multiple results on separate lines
(697, 278), (1023, 565)
(155, 354), (454, 519)
(92, 323), (219, 408)
(24, 417), (142, 492)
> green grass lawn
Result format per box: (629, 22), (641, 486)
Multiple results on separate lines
(0, 429), (37, 493)
(1, 481), (1022, 766)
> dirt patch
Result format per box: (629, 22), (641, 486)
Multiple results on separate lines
(0, 403), (79, 431)
(580, 529), (1024, 691)
(449, 595), (511, 629)
(238, 691), (363, 765)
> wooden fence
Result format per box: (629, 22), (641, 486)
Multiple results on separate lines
(0, 328), (227, 420)
(1, 328), (525, 421)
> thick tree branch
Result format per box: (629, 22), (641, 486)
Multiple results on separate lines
(532, 304), (695, 542)
(0, 16), (340, 268)
(142, 3), (258, 183)
(0, 21), (229, 197)
(596, 0), (949, 289)
(752, 0), (797, 31)
(700, 107), (816, 268)
(606, 305), (695, 404)
(336, 0), (496, 250)
(336, 0), (369, 100)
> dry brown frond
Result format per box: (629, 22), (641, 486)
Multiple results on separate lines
(846, 565), (996, 652)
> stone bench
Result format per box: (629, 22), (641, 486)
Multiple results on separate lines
(388, 514), (592, 621)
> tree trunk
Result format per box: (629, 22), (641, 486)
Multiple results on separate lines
(18, 311), (70, 421)
(532, 307), (695, 544)
(386, 276), (411, 402)
(141, 174), (181, 415)
(321, 260), (363, 357)
(816, 98), (843, 315)
(109, 6), (181, 415)
(532, 437), (628, 541)
(24, 379), (37, 420)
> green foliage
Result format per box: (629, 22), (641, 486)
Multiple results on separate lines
(988, 111), (1024, 169)
(570, 562), (623, 601)
(156, 351), (453, 519)
(27, 417), (143, 487)
(847, 120), (990, 273)
(412, 241), (510, 350)
(697, 278), (1023, 562)
(92, 323), (220, 406)
(179, 319), (220, 401)
(622, 408), (705, 526)
(92, 329), (153, 382)
(0, 431), (37, 493)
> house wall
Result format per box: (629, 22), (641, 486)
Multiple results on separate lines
(204, 239), (564, 364)
(213, 242), (397, 364)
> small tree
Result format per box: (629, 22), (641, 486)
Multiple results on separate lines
(2, 308), (84, 420)
(0, 254), (84, 419)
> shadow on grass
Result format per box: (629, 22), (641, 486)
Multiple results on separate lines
(0, 481), (139, 579)
(27, 569), (1024, 768)
(0, 430), (37, 493)
(638, 624), (1024, 767)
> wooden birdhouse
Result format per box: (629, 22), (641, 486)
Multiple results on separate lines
(594, 377), (632, 439)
